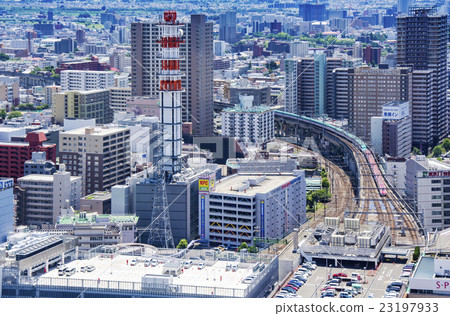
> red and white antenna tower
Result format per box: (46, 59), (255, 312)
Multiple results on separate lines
(158, 11), (184, 174)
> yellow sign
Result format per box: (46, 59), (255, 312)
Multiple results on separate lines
(199, 179), (210, 192)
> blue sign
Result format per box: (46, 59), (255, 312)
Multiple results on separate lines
(260, 201), (265, 238)
(200, 195), (205, 241)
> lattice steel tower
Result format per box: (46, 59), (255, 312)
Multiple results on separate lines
(147, 10), (184, 248)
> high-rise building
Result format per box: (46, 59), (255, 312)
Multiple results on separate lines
(289, 41), (309, 58)
(60, 70), (115, 92)
(363, 45), (382, 65)
(299, 3), (326, 21)
(397, 7), (448, 152)
(59, 126), (131, 196)
(131, 14), (214, 137)
(219, 11), (237, 44)
(340, 66), (412, 141)
(0, 178), (14, 243)
(76, 29), (86, 44)
(54, 38), (76, 54)
(53, 90), (113, 125)
(16, 167), (81, 227)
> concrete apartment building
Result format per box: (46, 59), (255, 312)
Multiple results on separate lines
(335, 66), (412, 141)
(16, 167), (81, 227)
(405, 156), (450, 231)
(131, 14), (214, 136)
(53, 89), (113, 125)
(60, 70), (115, 92)
(219, 11), (237, 44)
(200, 170), (306, 248)
(397, 8), (448, 151)
(59, 126), (131, 196)
(0, 75), (19, 107)
(44, 85), (60, 106)
(221, 95), (274, 144)
(110, 87), (132, 111)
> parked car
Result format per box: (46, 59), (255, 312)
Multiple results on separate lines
(86, 265), (95, 272)
(58, 267), (67, 276)
(65, 267), (76, 276)
(151, 259), (158, 267)
(282, 287), (296, 294)
(184, 260), (193, 269)
(401, 271), (411, 278)
(340, 292), (352, 298)
(80, 266), (87, 273)
(333, 273), (348, 278)
(130, 258), (137, 266)
(198, 263), (205, 270)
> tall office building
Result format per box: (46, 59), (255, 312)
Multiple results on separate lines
(0, 178), (14, 243)
(398, 0), (411, 14)
(299, 3), (327, 21)
(59, 127), (131, 196)
(336, 66), (412, 141)
(284, 56), (346, 117)
(131, 14), (213, 137)
(219, 11), (237, 44)
(397, 7), (448, 152)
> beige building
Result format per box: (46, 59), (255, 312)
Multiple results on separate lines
(59, 126), (131, 196)
(0, 75), (19, 107)
(53, 89), (113, 125)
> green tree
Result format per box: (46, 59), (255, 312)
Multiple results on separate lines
(321, 177), (330, 190)
(413, 246), (420, 261)
(0, 53), (10, 61)
(237, 242), (248, 252)
(0, 109), (6, 119)
(320, 167), (327, 178)
(412, 147), (421, 155)
(442, 138), (450, 152)
(176, 239), (188, 249)
(432, 145), (444, 158)
(7, 111), (22, 119)
(248, 245), (258, 253)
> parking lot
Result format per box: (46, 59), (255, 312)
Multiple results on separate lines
(279, 261), (407, 298)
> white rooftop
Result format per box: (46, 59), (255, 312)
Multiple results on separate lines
(213, 173), (296, 196)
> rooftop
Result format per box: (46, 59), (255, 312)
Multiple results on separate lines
(57, 213), (138, 225)
(212, 173), (297, 196)
(413, 256), (435, 279)
(60, 126), (129, 136)
(82, 191), (111, 201)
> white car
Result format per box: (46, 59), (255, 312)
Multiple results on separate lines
(198, 263), (205, 270)
(130, 258), (137, 266)
(401, 271), (411, 278)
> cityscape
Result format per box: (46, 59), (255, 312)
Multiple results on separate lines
(0, 0), (449, 303)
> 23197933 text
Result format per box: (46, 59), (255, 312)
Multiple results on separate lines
(379, 302), (438, 313)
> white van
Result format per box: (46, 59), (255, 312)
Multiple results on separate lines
(232, 263), (239, 272)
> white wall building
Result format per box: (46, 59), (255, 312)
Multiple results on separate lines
(405, 156), (450, 231)
(199, 170), (306, 248)
(60, 70), (115, 92)
(17, 167), (81, 226)
(290, 41), (309, 58)
(221, 95), (274, 144)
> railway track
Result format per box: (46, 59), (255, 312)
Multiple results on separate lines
(336, 136), (421, 245)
